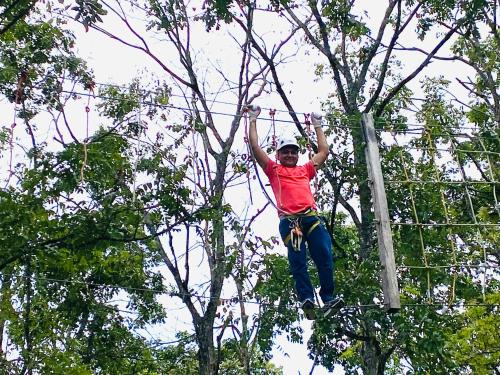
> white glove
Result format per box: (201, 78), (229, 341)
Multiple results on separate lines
(245, 104), (261, 120)
(311, 112), (323, 128)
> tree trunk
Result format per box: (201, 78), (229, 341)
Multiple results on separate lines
(196, 197), (227, 375)
(235, 273), (251, 375)
(196, 319), (217, 375)
(352, 120), (375, 262)
(361, 342), (379, 375)
(0, 271), (12, 357)
(351, 114), (386, 375)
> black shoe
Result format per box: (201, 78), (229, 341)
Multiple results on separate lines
(301, 299), (316, 320)
(322, 297), (345, 318)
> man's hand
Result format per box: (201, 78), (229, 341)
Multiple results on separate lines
(245, 105), (261, 121)
(246, 104), (269, 169)
(310, 112), (328, 170)
(311, 112), (323, 128)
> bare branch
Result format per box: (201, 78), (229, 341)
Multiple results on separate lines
(375, 22), (461, 117)
(357, 0), (399, 102)
(145, 215), (200, 320)
(306, 2), (350, 109)
(233, 15), (307, 133)
(365, 0), (421, 113)
(456, 78), (492, 106)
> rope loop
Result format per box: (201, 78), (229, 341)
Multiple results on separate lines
(269, 109), (277, 151)
(271, 134), (277, 148)
(303, 113), (311, 126)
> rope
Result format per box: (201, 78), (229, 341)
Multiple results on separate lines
(242, 111), (253, 204)
(397, 146), (500, 156)
(390, 222), (499, 227)
(269, 108), (277, 152)
(386, 180), (498, 185)
(189, 103), (201, 214)
(392, 135), (432, 303)
(450, 140), (489, 302)
(425, 130), (458, 305)
(243, 108), (298, 217)
(477, 136), (500, 218)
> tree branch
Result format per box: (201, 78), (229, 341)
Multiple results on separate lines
(308, 2), (350, 109)
(357, 0), (399, 106)
(375, 22), (461, 116)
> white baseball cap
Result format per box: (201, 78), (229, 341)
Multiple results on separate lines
(276, 136), (299, 151)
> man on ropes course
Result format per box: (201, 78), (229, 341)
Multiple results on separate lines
(246, 105), (344, 320)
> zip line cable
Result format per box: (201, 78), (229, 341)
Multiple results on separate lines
(390, 222), (499, 227)
(5, 97), (495, 234)
(35, 74), (496, 129)
(4, 84), (490, 143)
(26, 276), (500, 310)
(386, 146), (500, 156)
(398, 264), (500, 270)
(55, 89), (500, 137)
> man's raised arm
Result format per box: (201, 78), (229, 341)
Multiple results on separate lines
(246, 105), (270, 170)
(310, 112), (329, 170)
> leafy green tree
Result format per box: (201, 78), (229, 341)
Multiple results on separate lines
(51, 0), (284, 373)
(445, 293), (500, 374)
(0, 0), (38, 36)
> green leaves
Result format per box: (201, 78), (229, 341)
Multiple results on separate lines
(321, 1), (369, 38)
(98, 85), (140, 124)
(0, 9), (94, 120)
(72, 0), (107, 32)
(445, 293), (500, 374)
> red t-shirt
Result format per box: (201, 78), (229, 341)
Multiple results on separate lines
(264, 159), (317, 216)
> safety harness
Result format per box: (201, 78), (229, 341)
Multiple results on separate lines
(283, 209), (322, 251)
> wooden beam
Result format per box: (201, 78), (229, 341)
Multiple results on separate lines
(362, 112), (401, 312)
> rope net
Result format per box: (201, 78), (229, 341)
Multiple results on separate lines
(379, 120), (499, 307)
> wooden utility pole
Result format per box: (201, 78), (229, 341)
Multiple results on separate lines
(362, 112), (401, 312)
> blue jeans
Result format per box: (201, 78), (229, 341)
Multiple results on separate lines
(279, 215), (335, 303)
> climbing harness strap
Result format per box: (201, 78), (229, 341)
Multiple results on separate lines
(289, 218), (303, 251)
(307, 219), (321, 237)
(282, 207), (318, 220)
(283, 209), (322, 251)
